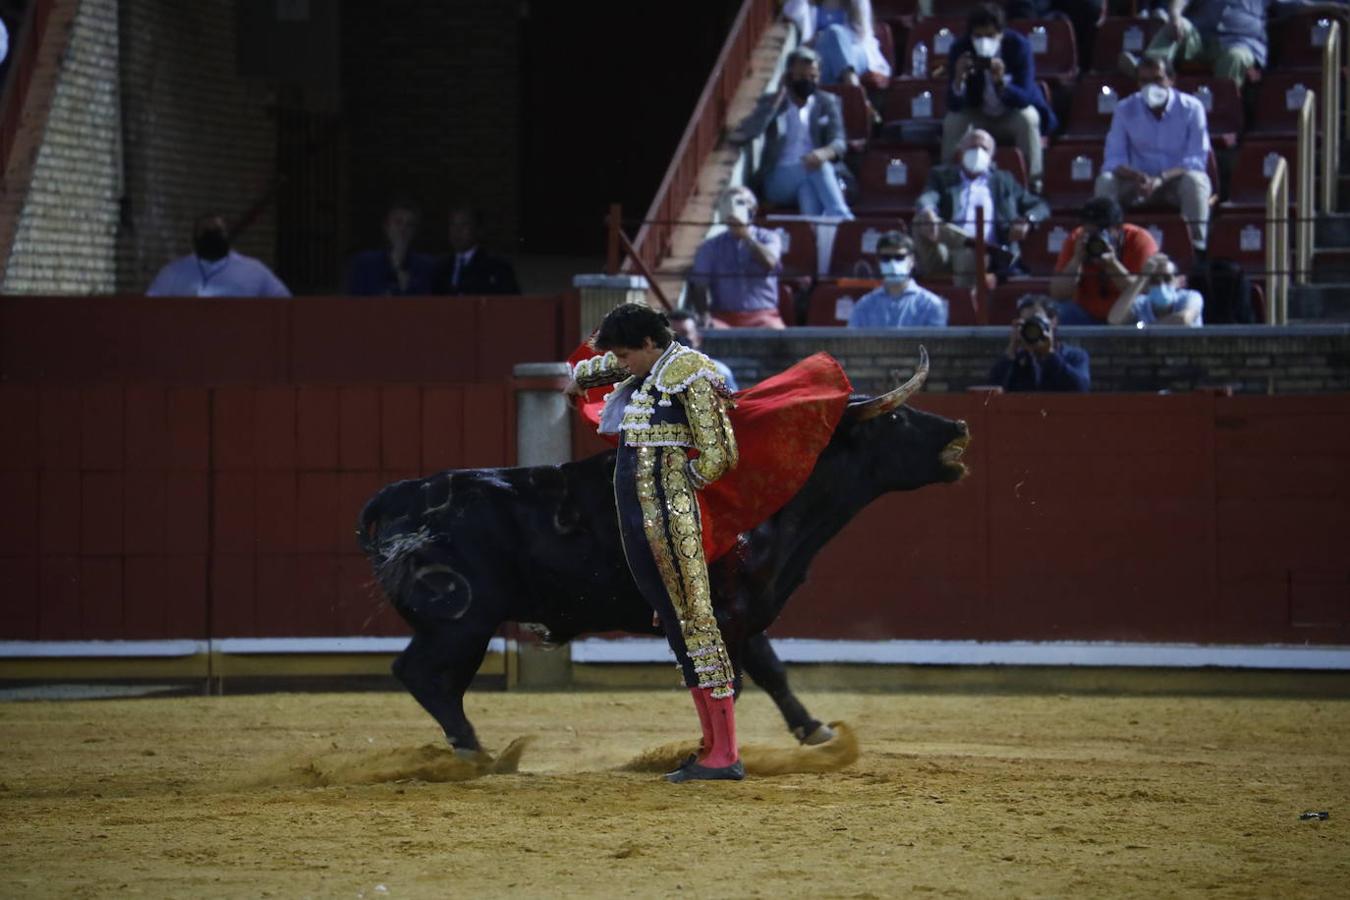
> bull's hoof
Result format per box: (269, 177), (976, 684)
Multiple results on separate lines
(798, 723), (836, 746)
(664, 760), (745, 783)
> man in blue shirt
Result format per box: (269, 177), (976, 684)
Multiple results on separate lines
(687, 186), (786, 329)
(988, 295), (1091, 391)
(146, 213), (291, 297)
(847, 232), (949, 328)
(346, 200), (436, 296)
(1094, 57), (1212, 252)
(1107, 253), (1205, 326)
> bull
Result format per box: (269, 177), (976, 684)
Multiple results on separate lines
(357, 353), (970, 753)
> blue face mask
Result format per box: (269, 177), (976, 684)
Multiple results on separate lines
(879, 257), (913, 283)
(1148, 284), (1177, 311)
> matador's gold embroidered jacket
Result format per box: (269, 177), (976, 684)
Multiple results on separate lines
(572, 343), (739, 489)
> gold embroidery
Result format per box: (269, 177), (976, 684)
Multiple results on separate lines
(623, 423), (694, 446)
(636, 446), (684, 621)
(659, 446), (734, 696)
(573, 352), (629, 390)
(682, 377), (739, 488)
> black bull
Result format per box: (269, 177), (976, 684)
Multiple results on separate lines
(357, 381), (970, 752)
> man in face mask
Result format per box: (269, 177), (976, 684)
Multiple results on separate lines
(146, 212), (291, 297)
(847, 231), (949, 328)
(1107, 252), (1205, 326)
(942, 3), (1056, 191)
(912, 128), (1049, 287)
(687, 186), (787, 329)
(736, 47), (853, 220)
(1095, 56), (1212, 253)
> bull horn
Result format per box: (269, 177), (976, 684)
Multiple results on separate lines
(849, 346), (929, 422)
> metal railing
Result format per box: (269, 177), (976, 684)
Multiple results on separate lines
(624, 0), (776, 279)
(1296, 90), (1315, 284)
(1322, 20), (1342, 214)
(1267, 157), (1291, 324)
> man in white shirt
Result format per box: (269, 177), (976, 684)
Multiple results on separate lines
(145, 213), (291, 297)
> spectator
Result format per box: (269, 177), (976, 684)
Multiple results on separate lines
(146, 212), (291, 297)
(741, 46), (854, 220)
(1095, 57), (1212, 253)
(847, 231), (949, 327)
(668, 309), (741, 391)
(942, 3), (1057, 191)
(988, 295), (1092, 391)
(813, 0), (893, 87)
(1050, 197), (1157, 325)
(687, 186), (786, 329)
(346, 199), (436, 296)
(432, 205), (519, 295)
(782, 0), (850, 42)
(913, 128), (1049, 287)
(1108, 252), (1205, 326)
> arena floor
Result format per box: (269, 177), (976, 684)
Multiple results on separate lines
(2, 687), (1347, 898)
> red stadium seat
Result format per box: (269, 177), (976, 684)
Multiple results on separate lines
(994, 146), (1027, 186)
(762, 218), (820, 278)
(1091, 18), (1165, 72)
(1274, 10), (1341, 71)
(1007, 19), (1078, 84)
(1247, 72), (1318, 137)
(806, 281), (878, 326)
(936, 284), (978, 325)
(829, 220), (908, 276)
(1133, 213), (1196, 271)
(873, 18), (897, 71)
(881, 78), (948, 123)
(1208, 211), (1279, 274)
(988, 278), (1053, 324)
(1042, 144), (1105, 214)
(1017, 215), (1081, 278)
(1174, 77), (1244, 148)
(898, 18), (967, 78)
(821, 83), (873, 145)
(1060, 75), (1135, 142)
(1223, 140), (1298, 211)
(854, 148), (933, 216)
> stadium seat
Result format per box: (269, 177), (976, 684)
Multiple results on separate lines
(1274, 10), (1341, 71)
(1060, 75), (1135, 142)
(873, 18), (897, 72)
(898, 18), (967, 78)
(854, 148), (933, 216)
(1133, 213), (1196, 271)
(936, 283), (978, 325)
(1223, 139), (1298, 211)
(1007, 19), (1078, 84)
(762, 218), (820, 278)
(989, 278), (1053, 323)
(994, 146), (1027, 186)
(1207, 211), (1278, 274)
(1017, 215), (1081, 278)
(821, 83), (873, 146)
(881, 77), (948, 124)
(829, 220), (907, 276)
(1246, 72), (1318, 137)
(805, 281), (877, 326)
(1091, 18), (1165, 72)
(1042, 144), (1105, 213)
(1174, 77), (1243, 148)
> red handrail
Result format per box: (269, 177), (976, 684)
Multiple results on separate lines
(625, 0), (777, 278)
(0, 0), (54, 180)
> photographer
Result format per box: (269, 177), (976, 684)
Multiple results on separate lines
(1107, 253), (1204, 327)
(1050, 197), (1157, 325)
(988, 295), (1091, 392)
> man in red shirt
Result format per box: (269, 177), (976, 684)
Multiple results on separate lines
(1050, 197), (1158, 325)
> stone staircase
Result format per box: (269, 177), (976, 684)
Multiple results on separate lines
(1290, 152), (1350, 321)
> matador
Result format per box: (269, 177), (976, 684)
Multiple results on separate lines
(569, 303), (744, 782)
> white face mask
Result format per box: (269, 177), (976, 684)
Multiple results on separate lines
(962, 147), (991, 175)
(721, 194), (754, 226)
(879, 257), (913, 283)
(972, 35), (1000, 59)
(1142, 83), (1170, 110)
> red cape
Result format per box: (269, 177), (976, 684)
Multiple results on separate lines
(567, 347), (853, 562)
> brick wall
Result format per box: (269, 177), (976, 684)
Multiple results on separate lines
(702, 326), (1350, 394)
(340, 1), (519, 258)
(116, 0), (277, 293)
(1, 0), (120, 294)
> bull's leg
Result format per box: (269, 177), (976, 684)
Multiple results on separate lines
(392, 628), (493, 753)
(741, 632), (834, 745)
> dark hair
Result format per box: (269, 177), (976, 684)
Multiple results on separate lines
(594, 303), (673, 351)
(1079, 196), (1124, 230)
(1136, 55), (1175, 79)
(193, 211), (228, 232)
(966, 2), (1005, 33)
(449, 205), (483, 227)
(876, 230), (914, 255)
(667, 308), (697, 323)
(385, 196), (421, 219)
(787, 46), (820, 68)
(1016, 293), (1056, 318)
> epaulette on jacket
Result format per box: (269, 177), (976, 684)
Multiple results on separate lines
(653, 346), (732, 399)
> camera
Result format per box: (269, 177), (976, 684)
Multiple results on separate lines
(971, 55), (991, 71)
(1084, 234), (1111, 258)
(1019, 311), (1052, 345)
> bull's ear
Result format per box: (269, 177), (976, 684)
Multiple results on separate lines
(845, 346), (929, 422)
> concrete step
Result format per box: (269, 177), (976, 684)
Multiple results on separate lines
(1315, 212), (1350, 248)
(1310, 247), (1350, 283)
(1289, 283), (1350, 321)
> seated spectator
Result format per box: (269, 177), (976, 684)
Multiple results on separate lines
(813, 0), (892, 87)
(687, 186), (786, 329)
(988, 295), (1092, 392)
(913, 128), (1049, 287)
(782, 0), (850, 42)
(1108, 253), (1205, 326)
(668, 309), (740, 391)
(346, 199), (436, 296)
(738, 46), (854, 220)
(847, 231), (949, 327)
(146, 212), (291, 297)
(1133, 0), (1272, 88)
(942, 3), (1057, 190)
(432, 205), (519, 295)
(1095, 57), (1211, 253)
(1050, 197), (1157, 325)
